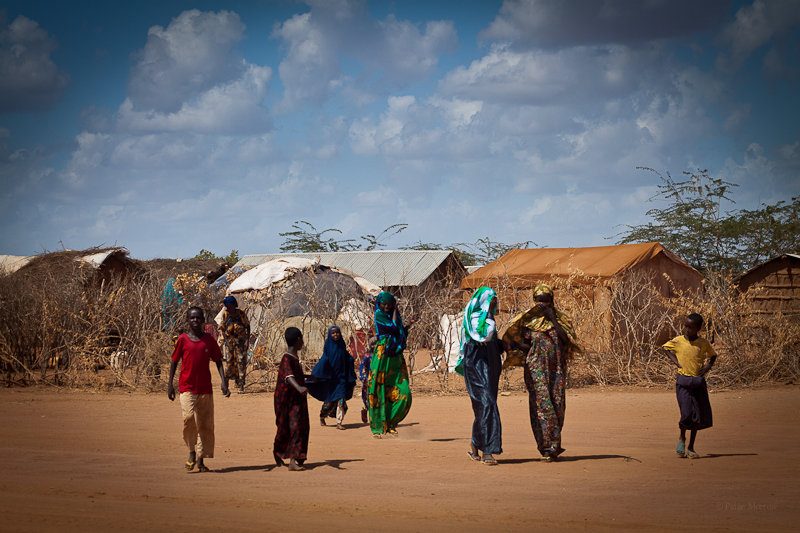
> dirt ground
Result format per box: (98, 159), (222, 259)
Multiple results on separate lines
(0, 379), (797, 532)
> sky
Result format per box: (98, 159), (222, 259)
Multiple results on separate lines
(1, 0), (798, 260)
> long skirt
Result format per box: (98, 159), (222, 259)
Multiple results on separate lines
(676, 374), (713, 430)
(462, 339), (503, 455)
(524, 329), (566, 457)
(367, 337), (412, 434)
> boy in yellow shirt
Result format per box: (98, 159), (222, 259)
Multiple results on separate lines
(662, 313), (717, 459)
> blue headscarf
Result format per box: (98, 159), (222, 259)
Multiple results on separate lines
(374, 291), (407, 356)
(308, 325), (356, 403)
(223, 295), (238, 307)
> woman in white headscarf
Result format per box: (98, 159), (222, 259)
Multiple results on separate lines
(456, 287), (509, 466)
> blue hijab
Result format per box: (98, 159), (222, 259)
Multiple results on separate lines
(308, 326), (356, 403)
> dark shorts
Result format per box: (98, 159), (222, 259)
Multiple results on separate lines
(675, 374), (713, 430)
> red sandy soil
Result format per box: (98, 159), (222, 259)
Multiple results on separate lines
(0, 379), (797, 532)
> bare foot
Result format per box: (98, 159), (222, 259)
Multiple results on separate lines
(288, 458), (305, 471)
(320, 417), (326, 427)
(336, 423), (344, 430)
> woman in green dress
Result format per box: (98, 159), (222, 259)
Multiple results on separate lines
(367, 292), (416, 437)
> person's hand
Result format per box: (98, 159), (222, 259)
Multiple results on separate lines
(167, 382), (176, 401)
(221, 381), (231, 398)
(699, 363), (713, 377)
(298, 386), (308, 395)
(537, 302), (556, 321)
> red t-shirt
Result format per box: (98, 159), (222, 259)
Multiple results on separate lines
(171, 333), (223, 394)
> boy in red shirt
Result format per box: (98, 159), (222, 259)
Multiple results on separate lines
(168, 306), (230, 472)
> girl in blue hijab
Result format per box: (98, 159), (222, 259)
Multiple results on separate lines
(308, 325), (356, 430)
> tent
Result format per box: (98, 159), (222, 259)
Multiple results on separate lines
(462, 242), (702, 294)
(461, 242), (704, 350)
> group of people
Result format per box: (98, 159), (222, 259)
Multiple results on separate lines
(168, 285), (719, 472)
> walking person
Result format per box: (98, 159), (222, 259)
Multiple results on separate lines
(456, 287), (509, 466)
(505, 284), (580, 462)
(167, 307), (230, 473)
(219, 295), (250, 394)
(308, 325), (357, 430)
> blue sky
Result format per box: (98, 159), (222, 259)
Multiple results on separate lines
(1, 0), (798, 260)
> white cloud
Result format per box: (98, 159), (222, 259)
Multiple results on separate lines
(0, 15), (70, 113)
(271, 0), (458, 111)
(115, 63), (272, 134)
(127, 10), (247, 113)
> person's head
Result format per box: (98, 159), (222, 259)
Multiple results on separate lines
(329, 326), (342, 343)
(533, 284), (554, 306)
(377, 291), (395, 314)
(683, 313), (703, 340)
(285, 326), (304, 350)
(223, 295), (238, 313)
(187, 307), (205, 334)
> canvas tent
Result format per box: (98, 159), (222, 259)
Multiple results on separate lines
(734, 254), (800, 316)
(461, 242), (702, 296)
(461, 242), (704, 350)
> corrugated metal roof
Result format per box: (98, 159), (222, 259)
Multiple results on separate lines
(235, 250), (459, 287)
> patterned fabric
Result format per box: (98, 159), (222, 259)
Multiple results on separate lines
(367, 337), (412, 434)
(503, 283), (580, 367)
(359, 353), (372, 409)
(524, 329), (567, 457)
(455, 286), (497, 375)
(367, 291), (411, 434)
(273, 353), (309, 461)
(220, 308), (250, 385)
(320, 398), (348, 424)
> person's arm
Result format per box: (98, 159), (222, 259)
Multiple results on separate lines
(286, 375), (308, 395)
(663, 348), (681, 369)
(167, 359), (179, 401)
(216, 359), (231, 397)
(540, 304), (569, 346)
(699, 355), (717, 377)
(509, 340), (531, 353)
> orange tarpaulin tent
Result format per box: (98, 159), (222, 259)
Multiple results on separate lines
(461, 242), (702, 294)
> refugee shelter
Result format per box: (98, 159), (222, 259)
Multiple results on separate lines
(234, 250), (466, 295)
(462, 242), (702, 296)
(734, 254), (800, 316)
(217, 257), (379, 364)
(461, 242), (704, 351)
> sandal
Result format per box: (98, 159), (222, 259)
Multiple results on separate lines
(372, 434), (382, 439)
(467, 451), (481, 462)
(388, 428), (398, 436)
(184, 461), (196, 471)
(676, 440), (686, 457)
(686, 450), (700, 459)
(482, 456), (498, 466)
(197, 463), (210, 473)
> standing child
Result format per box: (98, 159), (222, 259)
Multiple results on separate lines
(663, 313), (718, 459)
(273, 327), (310, 471)
(167, 307), (230, 472)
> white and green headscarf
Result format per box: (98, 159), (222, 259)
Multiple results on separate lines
(455, 287), (498, 375)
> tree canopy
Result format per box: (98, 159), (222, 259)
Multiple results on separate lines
(616, 168), (799, 272)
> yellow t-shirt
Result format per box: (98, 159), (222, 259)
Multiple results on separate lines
(662, 335), (717, 377)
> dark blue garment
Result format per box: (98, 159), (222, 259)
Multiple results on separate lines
(462, 336), (504, 455)
(307, 326), (356, 404)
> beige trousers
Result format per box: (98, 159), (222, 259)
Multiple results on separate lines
(180, 392), (215, 458)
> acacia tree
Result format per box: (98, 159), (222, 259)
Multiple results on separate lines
(402, 237), (537, 266)
(279, 221), (408, 253)
(616, 167), (800, 272)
